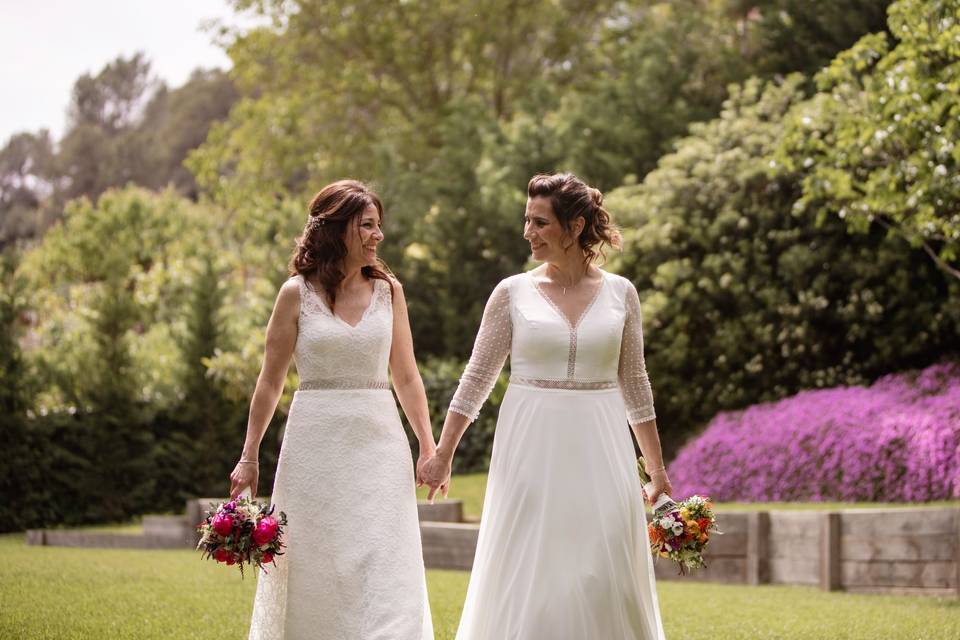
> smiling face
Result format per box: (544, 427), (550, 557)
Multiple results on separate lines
(343, 203), (384, 269)
(523, 196), (583, 262)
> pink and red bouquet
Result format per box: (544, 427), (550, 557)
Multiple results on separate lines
(639, 458), (721, 575)
(197, 496), (287, 576)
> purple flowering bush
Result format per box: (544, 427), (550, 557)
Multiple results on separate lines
(669, 361), (960, 502)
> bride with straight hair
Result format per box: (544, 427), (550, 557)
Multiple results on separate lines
(420, 172), (669, 639)
(230, 180), (435, 639)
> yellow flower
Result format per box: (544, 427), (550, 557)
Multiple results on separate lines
(679, 508), (690, 519)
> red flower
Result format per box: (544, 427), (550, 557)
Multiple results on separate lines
(252, 516), (279, 546)
(697, 518), (711, 530)
(213, 548), (231, 564)
(212, 513), (234, 537)
(261, 552), (274, 565)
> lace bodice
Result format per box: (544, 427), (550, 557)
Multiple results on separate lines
(293, 275), (393, 384)
(449, 270), (656, 424)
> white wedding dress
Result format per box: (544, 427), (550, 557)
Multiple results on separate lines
(449, 269), (666, 640)
(248, 275), (433, 640)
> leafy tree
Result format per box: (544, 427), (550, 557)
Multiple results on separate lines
(0, 250), (38, 530)
(733, 0), (893, 77)
(138, 69), (238, 198)
(778, 0), (960, 282)
(0, 131), (55, 245)
(609, 75), (959, 453)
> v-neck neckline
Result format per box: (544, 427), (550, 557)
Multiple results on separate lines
(308, 278), (379, 329)
(529, 269), (606, 331)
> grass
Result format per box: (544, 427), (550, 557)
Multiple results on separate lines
(2, 533), (958, 639)
(416, 472), (960, 519)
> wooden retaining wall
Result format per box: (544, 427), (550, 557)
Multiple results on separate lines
(650, 508), (959, 596)
(25, 503), (959, 595)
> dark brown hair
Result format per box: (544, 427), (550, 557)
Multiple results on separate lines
(288, 180), (393, 309)
(527, 172), (622, 264)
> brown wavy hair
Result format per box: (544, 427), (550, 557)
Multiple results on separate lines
(288, 180), (393, 309)
(527, 172), (622, 264)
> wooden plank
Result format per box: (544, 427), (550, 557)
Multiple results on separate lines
(702, 531), (747, 557)
(768, 533), (819, 560)
(841, 534), (955, 562)
(25, 530), (45, 546)
(820, 513), (842, 591)
(746, 512), (770, 585)
(769, 557), (819, 585)
(840, 509), (957, 536)
(841, 560), (956, 589)
(654, 557), (746, 583)
(846, 585), (957, 597)
(420, 522), (479, 571)
(418, 500), (464, 523)
(768, 512), (821, 536)
(712, 512), (749, 535)
(955, 509), (960, 598)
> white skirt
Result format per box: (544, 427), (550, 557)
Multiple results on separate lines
(456, 383), (665, 640)
(248, 388), (433, 640)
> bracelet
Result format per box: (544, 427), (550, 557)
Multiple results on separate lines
(238, 459), (259, 465)
(647, 465), (666, 475)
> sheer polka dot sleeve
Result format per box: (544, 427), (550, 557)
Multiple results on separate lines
(448, 280), (513, 422)
(619, 281), (657, 425)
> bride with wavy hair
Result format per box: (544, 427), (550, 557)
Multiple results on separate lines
(230, 179), (435, 639)
(420, 172), (669, 639)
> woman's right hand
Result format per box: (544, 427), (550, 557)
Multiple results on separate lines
(229, 461), (259, 499)
(418, 450), (452, 502)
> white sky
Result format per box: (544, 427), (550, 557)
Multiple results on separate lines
(0, 0), (266, 144)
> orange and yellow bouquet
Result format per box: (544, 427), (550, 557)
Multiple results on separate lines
(638, 458), (720, 575)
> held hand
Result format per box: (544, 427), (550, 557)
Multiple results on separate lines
(418, 452), (452, 502)
(644, 470), (673, 505)
(229, 460), (259, 499)
(415, 441), (438, 489)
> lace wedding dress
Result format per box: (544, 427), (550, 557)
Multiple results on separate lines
(248, 275), (433, 640)
(449, 270), (666, 640)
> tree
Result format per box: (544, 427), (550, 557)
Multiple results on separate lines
(57, 54), (159, 204)
(0, 250), (38, 530)
(778, 0), (960, 282)
(0, 131), (55, 245)
(137, 69), (238, 198)
(609, 75), (959, 452)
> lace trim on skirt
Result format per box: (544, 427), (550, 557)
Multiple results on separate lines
(298, 377), (390, 391)
(509, 375), (618, 390)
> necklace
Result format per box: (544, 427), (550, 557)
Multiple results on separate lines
(547, 264), (588, 295)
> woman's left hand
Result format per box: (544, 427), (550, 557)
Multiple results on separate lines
(645, 470), (673, 504)
(417, 451), (452, 502)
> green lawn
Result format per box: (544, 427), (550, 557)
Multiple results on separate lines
(2, 533), (958, 639)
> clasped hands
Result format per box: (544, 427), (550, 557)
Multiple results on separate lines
(416, 447), (452, 502)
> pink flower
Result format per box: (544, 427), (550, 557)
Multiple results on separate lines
(212, 513), (234, 537)
(252, 516), (279, 546)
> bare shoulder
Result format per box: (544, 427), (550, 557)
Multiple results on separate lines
(274, 277), (302, 316)
(385, 275), (408, 308)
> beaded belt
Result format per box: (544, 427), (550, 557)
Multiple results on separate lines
(298, 377), (391, 391)
(509, 375), (619, 390)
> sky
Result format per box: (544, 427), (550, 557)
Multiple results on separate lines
(0, 0), (265, 144)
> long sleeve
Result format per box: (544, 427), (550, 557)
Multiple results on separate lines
(619, 282), (657, 424)
(449, 280), (513, 422)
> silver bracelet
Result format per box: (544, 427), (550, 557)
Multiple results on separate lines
(647, 465), (667, 475)
(238, 459), (259, 465)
